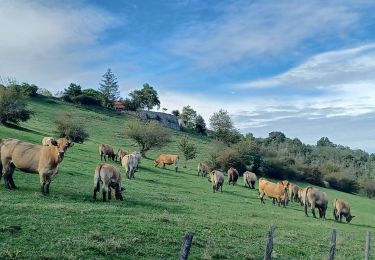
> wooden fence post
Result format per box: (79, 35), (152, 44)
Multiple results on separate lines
(365, 231), (371, 260)
(264, 225), (274, 260)
(179, 231), (194, 260)
(327, 229), (337, 260)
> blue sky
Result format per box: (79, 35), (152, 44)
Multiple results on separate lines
(1, 0), (375, 151)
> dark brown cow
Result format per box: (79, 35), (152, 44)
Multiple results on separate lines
(0, 138), (74, 194)
(227, 167), (239, 185)
(99, 144), (116, 161)
(304, 187), (328, 219)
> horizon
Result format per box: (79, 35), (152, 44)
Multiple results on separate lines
(1, 0), (375, 152)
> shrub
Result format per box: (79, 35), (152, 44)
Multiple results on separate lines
(54, 111), (89, 143)
(363, 180), (375, 198)
(178, 136), (197, 168)
(0, 87), (33, 124)
(73, 94), (101, 106)
(325, 174), (359, 193)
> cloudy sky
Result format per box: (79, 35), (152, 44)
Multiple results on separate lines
(1, 0), (375, 151)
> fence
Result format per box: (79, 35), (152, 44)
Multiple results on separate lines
(179, 228), (371, 259)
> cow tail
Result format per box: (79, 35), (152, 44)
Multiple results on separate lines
(304, 186), (312, 216)
(95, 164), (104, 191)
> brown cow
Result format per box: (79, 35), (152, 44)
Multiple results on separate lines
(243, 171), (257, 189)
(154, 154), (179, 172)
(304, 187), (328, 219)
(42, 137), (56, 146)
(259, 178), (289, 207)
(288, 183), (300, 204)
(93, 163), (123, 202)
(197, 162), (209, 177)
(227, 167), (239, 185)
(298, 187), (309, 206)
(208, 170), (224, 192)
(333, 198), (355, 223)
(0, 138), (74, 194)
(99, 144), (116, 161)
(117, 148), (128, 163)
(121, 154), (137, 179)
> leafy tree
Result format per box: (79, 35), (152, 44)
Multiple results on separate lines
(194, 114), (207, 134)
(267, 131), (286, 144)
(178, 136), (197, 168)
(317, 137), (335, 147)
(64, 83), (82, 97)
(0, 86), (33, 124)
(209, 109), (241, 144)
(180, 106), (197, 129)
(125, 121), (171, 157)
(20, 82), (38, 97)
(99, 68), (120, 107)
(171, 110), (180, 117)
(54, 111), (89, 143)
(129, 83), (160, 111)
(37, 88), (52, 97)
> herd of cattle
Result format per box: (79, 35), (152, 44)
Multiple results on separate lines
(0, 137), (354, 223)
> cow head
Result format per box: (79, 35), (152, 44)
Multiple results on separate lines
(154, 159), (160, 167)
(346, 215), (355, 223)
(51, 138), (74, 159)
(281, 180), (289, 192)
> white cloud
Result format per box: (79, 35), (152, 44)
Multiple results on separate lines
(0, 0), (122, 90)
(170, 0), (365, 68)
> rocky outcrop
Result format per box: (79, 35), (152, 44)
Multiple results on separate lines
(123, 110), (180, 130)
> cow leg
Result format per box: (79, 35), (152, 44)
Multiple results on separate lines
(175, 166), (178, 172)
(45, 175), (52, 195)
(311, 207), (316, 218)
(5, 163), (16, 189)
(339, 212), (343, 222)
(39, 174), (47, 195)
(108, 187), (112, 200)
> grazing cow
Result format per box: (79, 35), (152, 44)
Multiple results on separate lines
(99, 144), (116, 162)
(288, 183), (300, 204)
(117, 149), (128, 163)
(259, 178), (289, 207)
(154, 154), (179, 172)
(0, 138), (74, 194)
(93, 163), (123, 202)
(243, 171), (257, 189)
(121, 154), (137, 179)
(333, 198), (355, 223)
(209, 170), (224, 192)
(42, 137), (56, 146)
(304, 187), (328, 219)
(131, 151), (141, 171)
(227, 167), (239, 185)
(197, 163), (209, 177)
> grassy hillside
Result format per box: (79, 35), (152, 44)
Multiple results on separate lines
(0, 97), (374, 259)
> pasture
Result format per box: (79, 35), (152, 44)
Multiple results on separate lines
(0, 97), (374, 259)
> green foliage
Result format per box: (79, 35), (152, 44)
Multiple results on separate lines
(171, 109), (180, 117)
(0, 86), (33, 124)
(125, 120), (171, 157)
(317, 137), (335, 147)
(20, 82), (39, 97)
(180, 105), (197, 129)
(363, 180), (375, 198)
(54, 111), (89, 143)
(209, 109), (242, 144)
(64, 83), (82, 97)
(178, 136), (197, 167)
(194, 114), (207, 135)
(37, 88), (53, 97)
(129, 83), (160, 111)
(325, 174), (359, 193)
(99, 68), (120, 107)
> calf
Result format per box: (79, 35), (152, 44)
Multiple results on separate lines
(93, 163), (123, 202)
(333, 198), (354, 223)
(209, 170), (224, 192)
(243, 171), (257, 189)
(227, 167), (239, 185)
(99, 144), (116, 161)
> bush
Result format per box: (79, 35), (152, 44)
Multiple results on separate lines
(73, 94), (101, 106)
(0, 87), (33, 124)
(298, 166), (324, 186)
(363, 180), (375, 198)
(324, 173), (359, 193)
(54, 111), (89, 143)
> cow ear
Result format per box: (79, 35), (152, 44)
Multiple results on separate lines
(51, 140), (58, 146)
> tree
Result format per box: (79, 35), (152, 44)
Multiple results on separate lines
(0, 86), (33, 124)
(125, 121), (171, 157)
(64, 83), (82, 97)
(54, 111), (89, 143)
(194, 114), (207, 134)
(209, 109), (241, 144)
(129, 83), (160, 110)
(37, 88), (52, 97)
(171, 110), (180, 117)
(180, 106), (197, 129)
(317, 137), (335, 147)
(20, 82), (38, 97)
(178, 136), (197, 168)
(99, 68), (120, 107)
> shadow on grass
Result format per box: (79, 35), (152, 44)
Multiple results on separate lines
(1, 122), (44, 136)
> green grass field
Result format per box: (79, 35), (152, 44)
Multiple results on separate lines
(0, 97), (374, 259)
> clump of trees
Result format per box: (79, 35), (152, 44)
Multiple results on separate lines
(129, 83), (160, 111)
(209, 109), (242, 144)
(54, 111), (89, 143)
(125, 121), (171, 157)
(178, 136), (197, 168)
(174, 106), (207, 135)
(0, 85), (34, 124)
